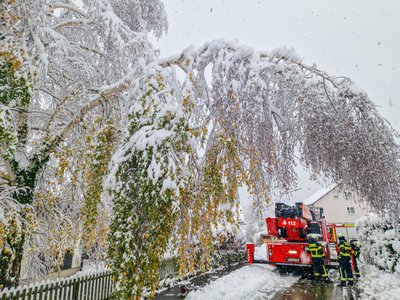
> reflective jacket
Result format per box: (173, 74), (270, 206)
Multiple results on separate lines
(351, 244), (360, 258)
(307, 242), (325, 258)
(337, 241), (352, 257)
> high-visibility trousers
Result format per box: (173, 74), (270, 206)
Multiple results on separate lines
(311, 257), (328, 279)
(339, 257), (354, 285)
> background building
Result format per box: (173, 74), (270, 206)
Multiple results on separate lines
(303, 185), (370, 239)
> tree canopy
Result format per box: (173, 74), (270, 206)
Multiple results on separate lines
(1, 0), (399, 297)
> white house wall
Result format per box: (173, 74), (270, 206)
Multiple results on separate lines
(312, 188), (370, 224)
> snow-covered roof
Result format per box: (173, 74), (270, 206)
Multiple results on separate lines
(303, 185), (337, 205)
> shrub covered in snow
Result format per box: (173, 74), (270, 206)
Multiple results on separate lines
(358, 264), (400, 300)
(356, 213), (400, 274)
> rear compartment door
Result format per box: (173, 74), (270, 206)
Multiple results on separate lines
(267, 242), (311, 266)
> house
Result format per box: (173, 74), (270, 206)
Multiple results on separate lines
(303, 185), (371, 239)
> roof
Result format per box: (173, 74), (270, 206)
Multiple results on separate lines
(303, 184), (337, 206)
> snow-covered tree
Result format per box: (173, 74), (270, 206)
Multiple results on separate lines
(161, 41), (400, 214)
(107, 68), (192, 299)
(106, 39), (400, 297)
(1, 0), (400, 296)
(1, 0), (167, 287)
(156, 41), (400, 293)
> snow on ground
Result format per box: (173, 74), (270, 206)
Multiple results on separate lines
(186, 264), (298, 300)
(75, 259), (107, 275)
(254, 243), (267, 260)
(358, 264), (400, 300)
(184, 244), (297, 299)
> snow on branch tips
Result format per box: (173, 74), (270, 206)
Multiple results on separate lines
(159, 39), (400, 214)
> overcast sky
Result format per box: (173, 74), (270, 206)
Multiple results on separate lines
(153, 0), (400, 201)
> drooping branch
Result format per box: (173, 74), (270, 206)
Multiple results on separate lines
(158, 40), (400, 214)
(259, 51), (339, 88)
(35, 76), (132, 169)
(160, 42), (339, 89)
(52, 18), (92, 30)
(50, 2), (89, 18)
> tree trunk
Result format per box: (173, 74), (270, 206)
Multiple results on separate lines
(0, 157), (46, 288)
(0, 232), (25, 288)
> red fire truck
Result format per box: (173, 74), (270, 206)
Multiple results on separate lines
(246, 202), (340, 271)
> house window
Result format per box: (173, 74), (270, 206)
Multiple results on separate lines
(347, 207), (355, 214)
(345, 192), (353, 200)
(333, 192), (339, 199)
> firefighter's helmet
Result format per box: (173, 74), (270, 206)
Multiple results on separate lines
(337, 234), (346, 241)
(307, 233), (318, 242)
(350, 239), (360, 247)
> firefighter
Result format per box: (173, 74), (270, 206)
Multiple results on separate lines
(350, 239), (361, 278)
(307, 234), (330, 283)
(337, 234), (354, 286)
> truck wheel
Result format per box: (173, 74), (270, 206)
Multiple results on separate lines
(277, 266), (290, 274)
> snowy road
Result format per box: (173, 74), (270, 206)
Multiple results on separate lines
(185, 265), (299, 300)
(272, 278), (361, 300)
(157, 263), (368, 299)
(157, 243), (398, 299)
(185, 265), (363, 300)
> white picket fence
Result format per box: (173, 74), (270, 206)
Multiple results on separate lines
(0, 270), (113, 300)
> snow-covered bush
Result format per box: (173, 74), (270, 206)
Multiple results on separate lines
(211, 224), (246, 268)
(356, 213), (400, 274)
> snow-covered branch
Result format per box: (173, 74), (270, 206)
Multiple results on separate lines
(3, 160), (16, 183)
(38, 77), (132, 165)
(50, 2), (89, 18)
(259, 50), (339, 88)
(52, 18), (92, 30)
